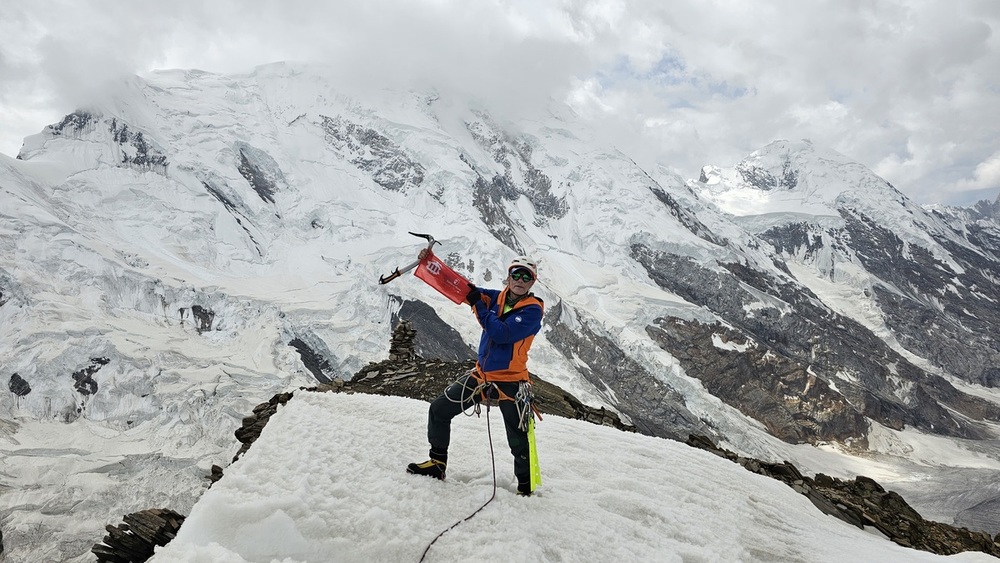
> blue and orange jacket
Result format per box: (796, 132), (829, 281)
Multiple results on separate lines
(470, 286), (544, 382)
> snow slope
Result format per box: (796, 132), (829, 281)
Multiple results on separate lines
(149, 392), (992, 563)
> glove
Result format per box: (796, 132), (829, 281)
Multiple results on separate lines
(465, 283), (482, 305)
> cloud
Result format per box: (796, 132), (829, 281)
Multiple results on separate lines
(1, 0), (998, 206)
(944, 150), (1000, 203)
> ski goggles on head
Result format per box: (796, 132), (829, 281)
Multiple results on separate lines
(510, 270), (534, 282)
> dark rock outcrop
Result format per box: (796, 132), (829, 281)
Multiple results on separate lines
(92, 508), (185, 563)
(544, 302), (712, 441)
(72, 357), (109, 396)
(109, 118), (168, 170)
(320, 115), (425, 192)
(235, 143), (284, 204)
(232, 391), (295, 461)
(288, 338), (336, 384)
(190, 305), (215, 333)
(736, 151), (798, 190)
(178, 305), (217, 334)
(50, 110), (97, 135)
(647, 318), (868, 444)
(466, 118), (568, 223)
(632, 243), (1000, 442)
(199, 180), (264, 257)
(838, 210), (1000, 386)
(9, 373), (31, 396)
(686, 435), (1000, 558)
(328, 320), (633, 431)
(392, 301), (476, 362)
(473, 174), (527, 254)
(648, 185), (728, 246)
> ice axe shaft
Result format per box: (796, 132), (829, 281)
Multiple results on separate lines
(378, 232), (439, 284)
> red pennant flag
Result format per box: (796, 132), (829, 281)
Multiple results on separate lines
(414, 250), (471, 304)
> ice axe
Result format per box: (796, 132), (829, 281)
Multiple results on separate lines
(378, 232), (440, 284)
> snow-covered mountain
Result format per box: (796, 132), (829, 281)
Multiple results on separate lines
(2, 62), (1000, 561)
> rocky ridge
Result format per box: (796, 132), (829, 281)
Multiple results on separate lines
(686, 434), (1000, 558)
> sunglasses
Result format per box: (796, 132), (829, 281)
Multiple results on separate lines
(510, 271), (534, 282)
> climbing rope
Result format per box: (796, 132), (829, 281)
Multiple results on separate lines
(444, 370), (490, 417)
(420, 371), (537, 561)
(418, 401), (498, 563)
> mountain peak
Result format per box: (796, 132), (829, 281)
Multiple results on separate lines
(693, 138), (909, 219)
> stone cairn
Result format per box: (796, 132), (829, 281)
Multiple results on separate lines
(388, 320), (417, 362)
(91, 508), (185, 563)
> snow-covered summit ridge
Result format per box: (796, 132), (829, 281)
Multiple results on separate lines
(692, 138), (984, 271)
(695, 139), (909, 217)
(148, 392), (995, 563)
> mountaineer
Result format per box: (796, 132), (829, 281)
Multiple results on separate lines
(407, 253), (543, 496)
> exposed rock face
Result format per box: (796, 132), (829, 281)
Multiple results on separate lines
(233, 391), (296, 461)
(392, 300), (475, 362)
(337, 321), (633, 431)
(50, 110), (97, 136)
(970, 194), (1000, 222)
(631, 243), (1000, 443)
(288, 338), (336, 384)
(736, 152), (798, 190)
(465, 117), (568, 223)
(686, 435), (1000, 558)
(543, 302), (713, 442)
(91, 508), (185, 563)
(648, 318), (867, 444)
(465, 116), (567, 251)
(235, 142), (285, 204)
(648, 185), (728, 246)
(320, 115), (425, 191)
(473, 174), (527, 254)
(72, 357), (109, 396)
(190, 305), (215, 333)
(8, 373), (30, 396)
(836, 210), (1000, 386)
(199, 178), (265, 257)
(178, 304), (217, 333)
(109, 118), (168, 170)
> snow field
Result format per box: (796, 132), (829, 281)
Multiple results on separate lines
(150, 392), (993, 563)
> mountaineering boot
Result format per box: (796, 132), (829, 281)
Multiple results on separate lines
(407, 449), (447, 480)
(516, 475), (532, 496)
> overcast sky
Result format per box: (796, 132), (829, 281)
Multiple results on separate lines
(2, 0), (998, 206)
